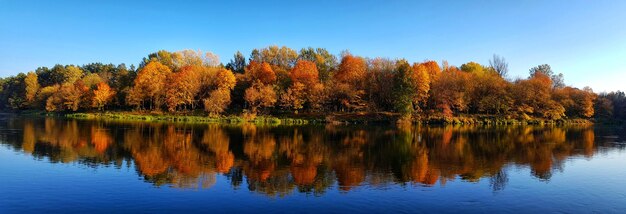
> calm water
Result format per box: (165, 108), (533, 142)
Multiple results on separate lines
(1, 115), (625, 213)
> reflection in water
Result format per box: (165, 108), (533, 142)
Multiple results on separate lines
(1, 117), (623, 196)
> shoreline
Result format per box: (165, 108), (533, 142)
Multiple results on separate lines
(25, 111), (602, 126)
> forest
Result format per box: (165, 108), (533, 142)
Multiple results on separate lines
(0, 46), (624, 122)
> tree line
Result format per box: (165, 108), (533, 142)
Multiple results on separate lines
(1, 46), (624, 121)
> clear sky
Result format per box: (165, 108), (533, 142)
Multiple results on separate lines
(1, 0), (625, 92)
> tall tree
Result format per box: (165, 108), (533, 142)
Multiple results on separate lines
(165, 65), (201, 111)
(24, 71), (39, 105)
(332, 54), (367, 111)
(410, 63), (431, 111)
(226, 51), (247, 74)
(392, 59), (416, 115)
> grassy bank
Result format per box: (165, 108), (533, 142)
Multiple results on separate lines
(64, 112), (314, 125)
(59, 111), (595, 126)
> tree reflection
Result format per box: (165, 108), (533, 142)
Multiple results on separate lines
(1, 117), (615, 195)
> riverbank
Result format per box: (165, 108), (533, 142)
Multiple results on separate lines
(64, 112), (314, 125)
(41, 111), (599, 126)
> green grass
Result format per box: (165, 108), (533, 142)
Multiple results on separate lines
(64, 112), (312, 126)
(62, 111), (593, 126)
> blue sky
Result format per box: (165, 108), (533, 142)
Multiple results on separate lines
(1, 0), (625, 92)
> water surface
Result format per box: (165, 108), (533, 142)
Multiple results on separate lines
(1, 116), (625, 213)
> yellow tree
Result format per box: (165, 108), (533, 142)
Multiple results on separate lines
(127, 61), (172, 110)
(245, 82), (277, 114)
(24, 71), (39, 105)
(202, 68), (236, 115)
(420, 60), (441, 80)
(63, 65), (84, 84)
(410, 63), (431, 111)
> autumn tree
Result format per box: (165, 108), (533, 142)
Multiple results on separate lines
(365, 58), (396, 111)
(298, 47), (338, 82)
(335, 54), (366, 86)
(332, 53), (367, 111)
(468, 72), (512, 114)
(281, 82), (306, 113)
(245, 61), (277, 85)
(63, 65), (84, 84)
(250, 46), (298, 70)
(250, 46), (298, 89)
(175, 49), (220, 68)
(420, 60), (441, 81)
(238, 61), (280, 114)
(554, 86), (596, 118)
(165, 65), (201, 112)
(245, 83), (277, 114)
(204, 89), (232, 116)
(201, 68), (237, 115)
(529, 64), (565, 89)
(460, 61), (487, 75)
(431, 67), (471, 117)
(290, 60), (319, 88)
(81, 73), (103, 89)
(511, 72), (565, 120)
(37, 85), (59, 111)
(127, 61), (172, 110)
(140, 50), (178, 71)
(281, 60), (320, 113)
(46, 80), (90, 112)
(410, 63), (431, 112)
(24, 71), (39, 106)
(92, 82), (116, 110)
(392, 60), (429, 114)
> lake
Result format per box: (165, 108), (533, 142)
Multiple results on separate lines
(1, 115), (625, 213)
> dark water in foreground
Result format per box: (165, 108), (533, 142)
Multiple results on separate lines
(1, 116), (625, 213)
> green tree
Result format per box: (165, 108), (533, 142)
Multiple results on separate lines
(392, 60), (416, 115)
(226, 51), (247, 74)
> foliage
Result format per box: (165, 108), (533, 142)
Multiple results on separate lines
(92, 82), (116, 110)
(1, 47), (621, 122)
(24, 71), (39, 106)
